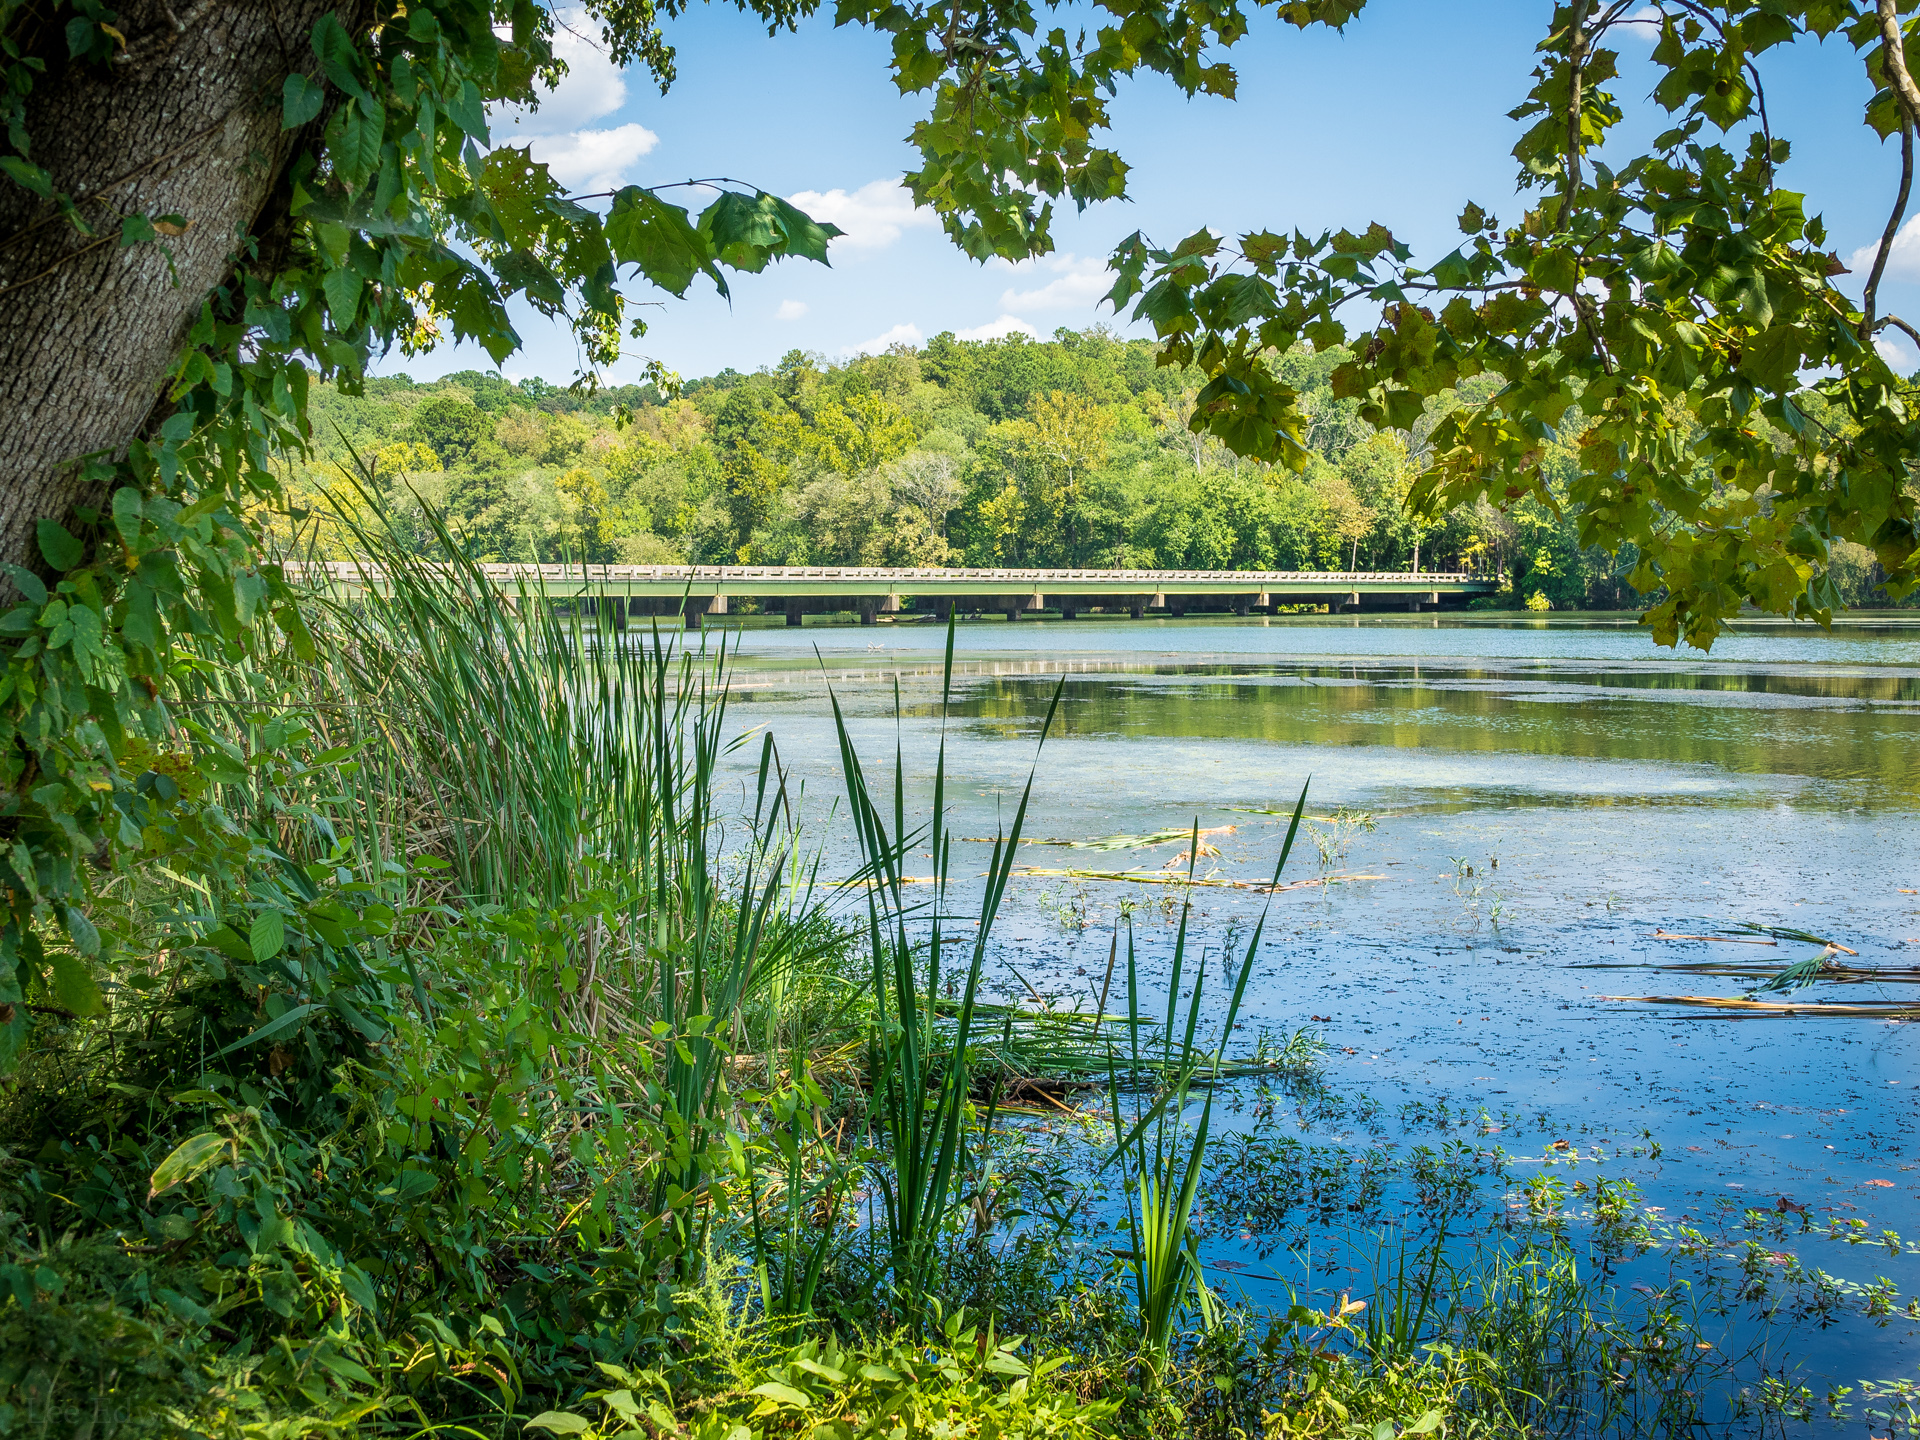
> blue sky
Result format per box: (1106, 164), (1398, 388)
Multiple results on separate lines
(391, 1), (1920, 385)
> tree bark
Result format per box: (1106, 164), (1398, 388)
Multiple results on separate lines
(0, 0), (360, 571)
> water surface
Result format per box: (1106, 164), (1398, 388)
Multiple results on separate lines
(714, 614), (1920, 1431)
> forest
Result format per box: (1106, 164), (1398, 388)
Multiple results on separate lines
(290, 328), (1801, 613)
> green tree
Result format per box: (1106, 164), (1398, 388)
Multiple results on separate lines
(995, 390), (1117, 561)
(554, 464), (613, 560)
(1101, 3), (1920, 647)
(410, 394), (493, 468)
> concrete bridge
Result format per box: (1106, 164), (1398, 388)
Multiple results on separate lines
(300, 563), (1496, 626)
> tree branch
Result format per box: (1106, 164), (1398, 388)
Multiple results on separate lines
(1564, 0), (1594, 224)
(1880, 0), (1920, 126)
(1880, 312), (1920, 350)
(1862, 117), (1914, 338)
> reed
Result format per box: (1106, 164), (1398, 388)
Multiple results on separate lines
(279, 503), (869, 1251)
(824, 619), (1066, 1318)
(1104, 787), (1310, 1367)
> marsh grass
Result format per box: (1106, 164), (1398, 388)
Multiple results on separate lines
(1103, 792), (1309, 1365)
(826, 620), (1064, 1319)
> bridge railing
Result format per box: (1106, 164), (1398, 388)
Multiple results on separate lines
(288, 562), (1487, 585)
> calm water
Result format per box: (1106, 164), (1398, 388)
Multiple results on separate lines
(711, 614), (1920, 1429)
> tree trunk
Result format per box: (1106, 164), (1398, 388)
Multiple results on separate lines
(0, 0), (359, 571)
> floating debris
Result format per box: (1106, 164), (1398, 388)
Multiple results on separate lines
(1010, 867), (1386, 892)
(1601, 994), (1920, 1017)
(959, 824), (1237, 851)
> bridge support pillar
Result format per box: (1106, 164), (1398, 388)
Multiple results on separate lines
(1059, 601), (1078, 621)
(683, 594), (727, 629)
(1233, 597), (1251, 617)
(785, 599), (805, 628)
(1129, 602), (1144, 620)
(857, 598), (879, 626)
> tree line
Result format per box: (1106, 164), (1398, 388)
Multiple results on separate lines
(297, 326), (1864, 613)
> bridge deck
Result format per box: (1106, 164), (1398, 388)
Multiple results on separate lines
(300, 562), (1493, 602)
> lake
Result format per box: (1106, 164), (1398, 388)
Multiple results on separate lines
(712, 612), (1920, 1433)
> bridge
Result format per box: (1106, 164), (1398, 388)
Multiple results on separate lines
(299, 563), (1496, 626)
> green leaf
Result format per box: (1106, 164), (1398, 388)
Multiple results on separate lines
(492, 250), (567, 309)
(699, 190), (783, 272)
(446, 79), (488, 143)
(524, 1415), (592, 1436)
(149, 1131), (234, 1198)
(0, 156), (55, 201)
(749, 1382), (812, 1407)
(765, 195), (843, 263)
(340, 1263), (378, 1314)
(310, 14), (368, 104)
(331, 104), (383, 191)
(3, 566), (47, 606)
(321, 265), (363, 325)
(328, 992), (385, 1043)
(314, 1349), (376, 1385)
(201, 924), (255, 967)
(250, 910), (286, 963)
(110, 487), (143, 545)
(212, 1002), (319, 1057)
(36, 520), (83, 572)
(283, 73), (326, 129)
(234, 569), (269, 625)
(606, 188), (720, 298)
(63, 905), (100, 959)
(49, 952), (104, 1016)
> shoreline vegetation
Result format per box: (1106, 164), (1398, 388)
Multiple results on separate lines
(4, 513), (1916, 1439)
(287, 333), (1913, 620)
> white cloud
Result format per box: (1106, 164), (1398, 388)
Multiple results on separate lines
(1876, 335), (1917, 369)
(997, 253), (1114, 312)
(786, 179), (938, 251)
(844, 322), (924, 356)
(776, 299), (809, 321)
(488, 13), (655, 192)
(527, 123), (659, 193)
(1850, 216), (1920, 282)
(955, 315), (1040, 342)
(493, 15), (628, 136)
(1617, 4), (1668, 39)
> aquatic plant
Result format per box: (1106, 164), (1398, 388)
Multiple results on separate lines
(828, 622), (1063, 1319)
(1105, 793), (1308, 1367)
